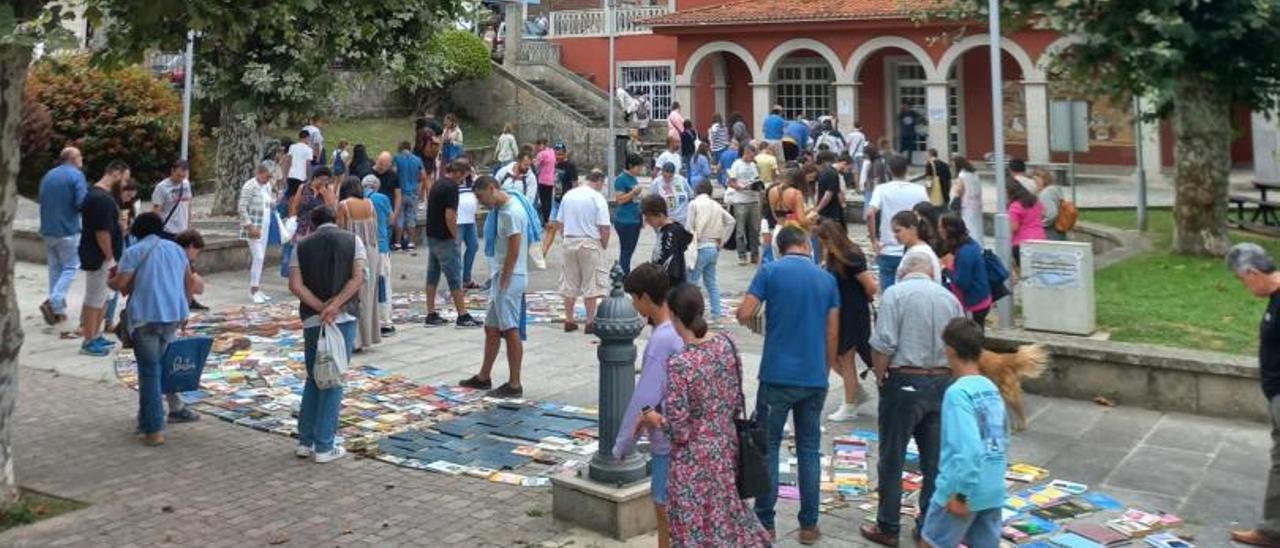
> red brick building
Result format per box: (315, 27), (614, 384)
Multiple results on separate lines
(535, 0), (1259, 170)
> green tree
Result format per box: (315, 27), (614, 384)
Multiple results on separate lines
(93, 0), (462, 215)
(0, 1), (79, 513)
(392, 28), (493, 115)
(962, 0), (1280, 256)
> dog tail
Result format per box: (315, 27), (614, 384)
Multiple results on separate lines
(1008, 344), (1046, 380)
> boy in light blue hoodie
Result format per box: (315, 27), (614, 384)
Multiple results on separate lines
(921, 318), (1009, 548)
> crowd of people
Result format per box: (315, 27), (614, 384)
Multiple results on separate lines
(37, 107), (1063, 546)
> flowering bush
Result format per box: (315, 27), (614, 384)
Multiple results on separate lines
(20, 54), (202, 198)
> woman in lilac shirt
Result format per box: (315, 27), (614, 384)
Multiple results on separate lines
(614, 264), (684, 547)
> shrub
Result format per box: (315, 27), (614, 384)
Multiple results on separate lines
(393, 29), (493, 115)
(20, 55), (202, 199)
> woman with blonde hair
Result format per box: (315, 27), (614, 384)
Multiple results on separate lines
(495, 123), (518, 166)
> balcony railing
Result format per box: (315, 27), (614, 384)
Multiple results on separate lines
(518, 40), (562, 65)
(549, 6), (670, 38)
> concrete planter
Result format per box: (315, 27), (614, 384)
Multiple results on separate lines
(986, 329), (1267, 422)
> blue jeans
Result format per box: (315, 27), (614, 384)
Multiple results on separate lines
(650, 453), (671, 506)
(616, 223), (642, 273)
(877, 253), (903, 293)
(459, 223), (479, 283)
(921, 501), (1001, 548)
(133, 322), (180, 435)
(43, 235), (80, 315)
(689, 246), (721, 316)
(300, 320), (356, 452)
(876, 372), (947, 534)
(754, 382), (825, 529)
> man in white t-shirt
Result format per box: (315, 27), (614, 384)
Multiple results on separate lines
(151, 160), (192, 234)
(287, 130), (315, 192)
(866, 153), (929, 291)
(655, 136), (682, 178)
(726, 143), (762, 264)
(846, 121), (868, 189)
(302, 116), (324, 166)
(553, 169), (611, 333)
(1009, 158), (1036, 193)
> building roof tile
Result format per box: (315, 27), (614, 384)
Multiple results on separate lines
(645, 0), (946, 27)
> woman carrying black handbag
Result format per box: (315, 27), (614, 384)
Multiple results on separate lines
(639, 285), (772, 547)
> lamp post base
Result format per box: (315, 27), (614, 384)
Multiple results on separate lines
(551, 469), (656, 540)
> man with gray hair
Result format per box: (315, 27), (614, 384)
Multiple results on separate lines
(862, 251), (964, 547)
(1228, 243), (1280, 547)
(363, 174), (396, 336)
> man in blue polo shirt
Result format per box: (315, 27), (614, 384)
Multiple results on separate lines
(736, 224), (840, 545)
(38, 147), (88, 325)
(393, 141), (427, 250)
(762, 105), (785, 143)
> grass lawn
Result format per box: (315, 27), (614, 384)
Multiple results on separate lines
(1083, 208), (1280, 354)
(0, 490), (88, 533)
(271, 117), (496, 159)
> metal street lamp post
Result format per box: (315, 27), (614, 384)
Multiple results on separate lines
(587, 264), (647, 485)
(180, 29), (195, 161)
(606, 0), (618, 196)
(989, 0), (1014, 329)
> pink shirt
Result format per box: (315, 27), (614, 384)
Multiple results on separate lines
(667, 110), (685, 141)
(535, 148), (557, 186)
(1009, 200), (1046, 246)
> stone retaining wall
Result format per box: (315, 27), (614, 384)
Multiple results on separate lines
(16, 227), (281, 275)
(450, 64), (616, 170)
(986, 329), (1267, 422)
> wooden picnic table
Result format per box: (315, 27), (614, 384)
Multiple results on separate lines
(1255, 180), (1280, 201)
(1229, 181), (1280, 233)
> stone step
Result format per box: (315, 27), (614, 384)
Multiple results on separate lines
(524, 79), (608, 125)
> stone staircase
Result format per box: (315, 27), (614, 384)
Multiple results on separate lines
(524, 78), (609, 126)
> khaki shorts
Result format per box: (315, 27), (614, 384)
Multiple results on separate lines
(84, 266), (112, 308)
(558, 238), (610, 299)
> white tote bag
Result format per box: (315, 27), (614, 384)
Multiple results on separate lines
(278, 214), (298, 243)
(312, 322), (349, 389)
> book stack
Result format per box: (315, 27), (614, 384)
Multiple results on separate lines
(830, 436), (870, 498)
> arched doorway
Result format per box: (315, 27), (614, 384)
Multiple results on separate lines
(677, 41), (763, 137)
(935, 36), (1043, 163)
(847, 37), (942, 164)
(759, 39), (847, 123)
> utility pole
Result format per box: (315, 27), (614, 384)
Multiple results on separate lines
(606, 0), (617, 196)
(180, 29), (195, 161)
(989, 0), (1013, 329)
(1134, 96), (1148, 232)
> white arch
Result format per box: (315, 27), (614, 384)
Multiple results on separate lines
(677, 40), (764, 86)
(759, 38), (851, 82)
(1036, 35), (1085, 75)
(935, 35), (1041, 82)
(846, 36), (937, 81)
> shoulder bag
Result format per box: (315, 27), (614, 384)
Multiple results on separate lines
(725, 335), (770, 500)
(114, 238), (162, 349)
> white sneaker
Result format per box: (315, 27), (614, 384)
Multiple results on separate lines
(252, 292), (269, 304)
(294, 444), (314, 458)
(827, 404), (859, 422)
(314, 446), (347, 463)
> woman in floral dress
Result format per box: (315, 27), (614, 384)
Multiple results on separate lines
(641, 284), (772, 548)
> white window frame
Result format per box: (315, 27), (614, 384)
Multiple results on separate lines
(618, 60), (676, 120)
(773, 58), (835, 122)
(885, 56), (966, 161)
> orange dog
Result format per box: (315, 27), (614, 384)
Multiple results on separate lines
(978, 345), (1046, 430)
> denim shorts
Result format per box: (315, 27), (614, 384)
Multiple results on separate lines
(484, 273), (526, 331)
(920, 501), (1001, 548)
(649, 453), (670, 506)
(426, 237), (463, 292)
(399, 194), (419, 230)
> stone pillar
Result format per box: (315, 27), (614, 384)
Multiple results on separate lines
(713, 84), (728, 121)
(835, 83), (859, 133)
(751, 82), (773, 142)
(1024, 79), (1051, 164)
(588, 263), (647, 484)
(675, 84), (696, 130)
(1254, 111), (1280, 183)
(924, 80), (950, 156)
(503, 1), (523, 67)
(1140, 97), (1164, 184)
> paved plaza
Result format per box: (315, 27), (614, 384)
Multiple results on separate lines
(1, 222), (1272, 547)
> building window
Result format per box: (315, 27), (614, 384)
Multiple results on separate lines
(620, 64), (673, 118)
(775, 64), (833, 121)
